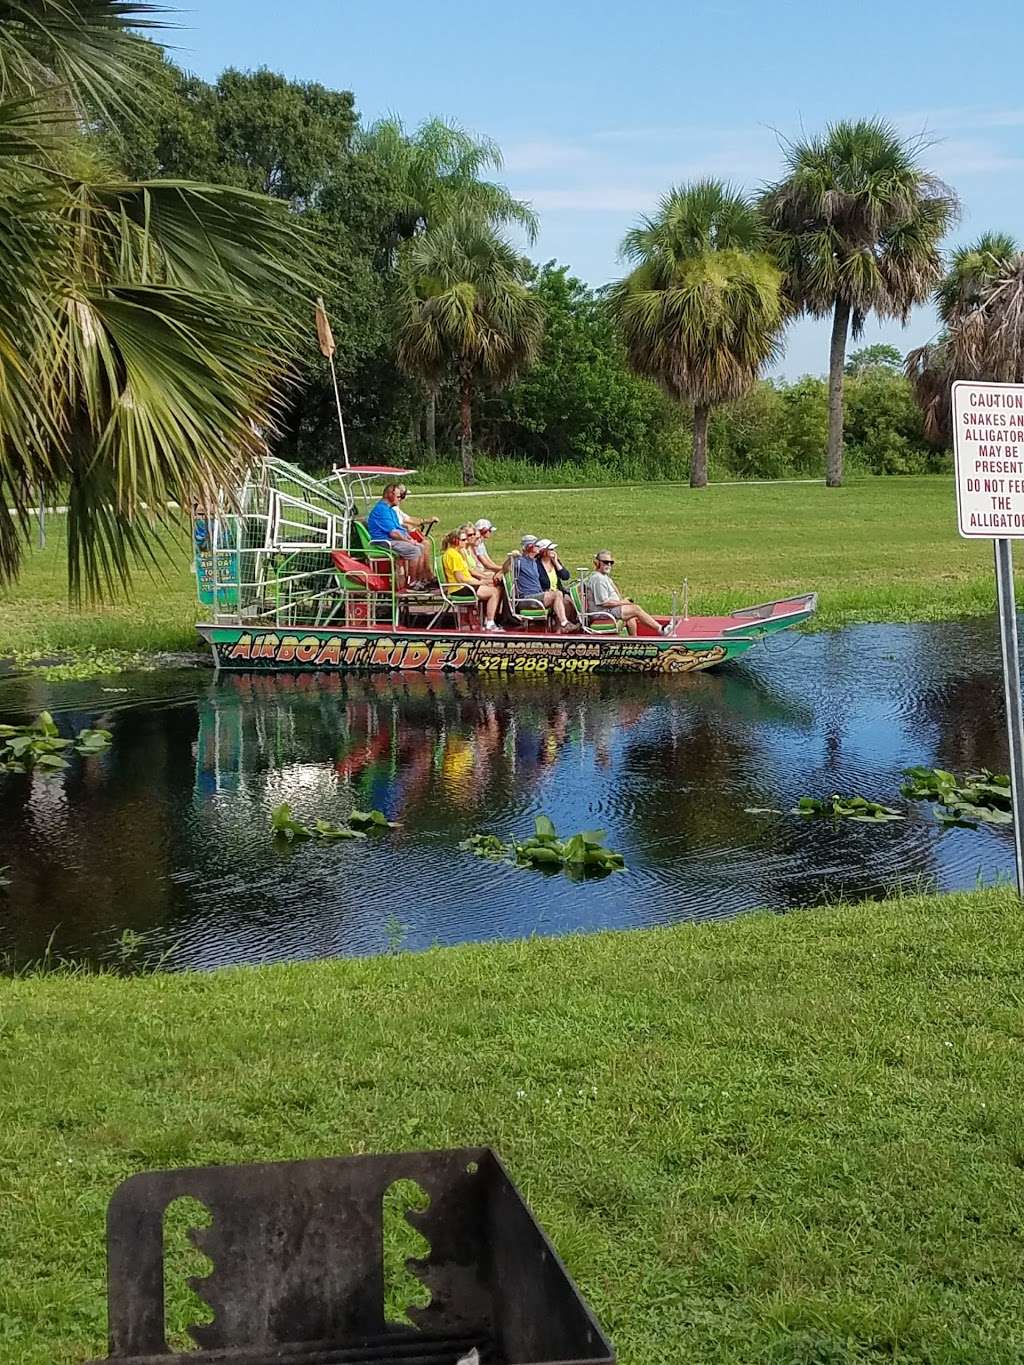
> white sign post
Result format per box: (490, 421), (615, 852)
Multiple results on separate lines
(952, 380), (1024, 896)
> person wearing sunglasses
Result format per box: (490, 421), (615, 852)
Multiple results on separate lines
(584, 550), (673, 635)
(514, 535), (574, 631)
(535, 539), (578, 622)
(441, 529), (504, 631)
(394, 484), (439, 541)
(468, 518), (503, 573)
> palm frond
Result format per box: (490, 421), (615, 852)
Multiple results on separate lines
(359, 113), (538, 246)
(394, 213), (543, 399)
(0, 0), (165, 117)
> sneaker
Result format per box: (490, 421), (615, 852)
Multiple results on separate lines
(661, 623), (675, 636)
(483, 621), (504, 632)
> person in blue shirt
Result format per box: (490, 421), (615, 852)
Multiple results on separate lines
(366, 483), (432, 588)
(513, 535), (573, 631)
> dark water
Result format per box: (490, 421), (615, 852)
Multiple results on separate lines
(0, 620), (1014, 972)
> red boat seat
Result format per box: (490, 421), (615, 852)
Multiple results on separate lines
(330, 550), (391, 592)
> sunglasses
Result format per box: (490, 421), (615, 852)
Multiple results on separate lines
(397, 491), (408, 500)
(598, 559), (615, 566)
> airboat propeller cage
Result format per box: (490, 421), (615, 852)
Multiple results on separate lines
(90, 1146), (615, 1365)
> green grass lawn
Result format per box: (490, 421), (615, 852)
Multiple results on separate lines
(3, 887), (1024, 1363)
(0, 476), (1008, 668)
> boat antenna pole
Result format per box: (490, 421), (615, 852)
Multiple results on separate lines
(315, 296), (349, 468)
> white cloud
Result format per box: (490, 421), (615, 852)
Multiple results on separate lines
(894, 105), (1024, 134)
(500, 139), (590, 174)
(517, 187), (654, 213)
(926, 138), (1024, 178)
(504, 125), (783, 217)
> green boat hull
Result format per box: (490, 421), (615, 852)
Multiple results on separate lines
(198, 619), (797, 677)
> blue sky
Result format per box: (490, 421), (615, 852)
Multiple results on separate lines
(173, 0), (1023, 378)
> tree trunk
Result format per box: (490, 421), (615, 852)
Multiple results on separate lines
(826, 299), (851, 487)
(460, 378), (475, 486)
(691, 403), (710, 488)
(425, 391), (436, 458)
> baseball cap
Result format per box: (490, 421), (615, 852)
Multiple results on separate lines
(536, 538), (557, 551)
(521, 534), (538, 547)
(475, 518), (495, 532)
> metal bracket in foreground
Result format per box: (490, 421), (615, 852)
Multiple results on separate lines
(87, 1147), (614, 1365)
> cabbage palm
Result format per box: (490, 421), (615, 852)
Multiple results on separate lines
(395, 216), (544, 485)
(907, 233), (1024, 442)
(362, 116), (538, 458)
(0, 1), (307, 596)
(761, 118), (958, 486)
(608, 180), (784, 488)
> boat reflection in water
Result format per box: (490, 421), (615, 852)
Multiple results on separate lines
(194, 667), (788, 832)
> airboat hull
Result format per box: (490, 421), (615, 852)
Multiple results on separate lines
(197, 593), (817, 676)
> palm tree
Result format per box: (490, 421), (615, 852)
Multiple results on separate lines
(0, 2), (307, 596)
(760, 118), (958, 486)
(394, 216), (544, 485)
(358, 115), (538, 255)
(360, 116), (538, 458)
(907, 233), (1024, 442)
(607, 180), (784, 488)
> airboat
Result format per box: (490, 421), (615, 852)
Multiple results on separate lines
(193, 458), (816, 676)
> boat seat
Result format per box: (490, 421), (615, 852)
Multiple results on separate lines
(351, 519), (398, 576)
(570, 580), (622, 634)
(503, 556), (550, 631)
(329, 550), (391, 592)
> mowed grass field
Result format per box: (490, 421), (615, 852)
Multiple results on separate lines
(4, 888), (1024, 1364)
(0, 476), (1007, 664)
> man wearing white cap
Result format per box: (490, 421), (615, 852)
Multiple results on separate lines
(470, 518), (502, 573)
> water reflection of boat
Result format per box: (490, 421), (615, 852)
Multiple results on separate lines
(193, 663), (817, 834)
(193, 458), (817, 676)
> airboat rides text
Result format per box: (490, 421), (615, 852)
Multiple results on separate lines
(960, 390), (1024, 529)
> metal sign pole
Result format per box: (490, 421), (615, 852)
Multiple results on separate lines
(994, 537), (1024, 897)
(952, 381), (1024, 898)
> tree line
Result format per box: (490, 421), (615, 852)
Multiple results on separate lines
(107, 49), (1021, 490)
(1, 3), (1023, 593)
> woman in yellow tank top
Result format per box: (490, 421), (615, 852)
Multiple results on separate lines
(440, 530), (503, 631)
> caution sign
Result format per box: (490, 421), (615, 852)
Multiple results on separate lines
(953, 380), (1024, 537)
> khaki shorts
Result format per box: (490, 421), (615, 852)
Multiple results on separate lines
(373, 538), (420, 561)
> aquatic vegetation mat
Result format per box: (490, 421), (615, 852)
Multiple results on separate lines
(271, 802), (400, 842)
(901, 766), (1013, 827)
(461, 815), (625, 876)
(0, 710), (110, 774)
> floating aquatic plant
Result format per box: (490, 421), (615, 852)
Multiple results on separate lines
(461, 815), (625, 876)
(271, 803), (399, 843)
(0, 711), (112, 775)
(349, 809), (401, 830)
(902, 766), (1013, 827)
(791, 795), (904, 823)
(459, 832), (510, 861)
